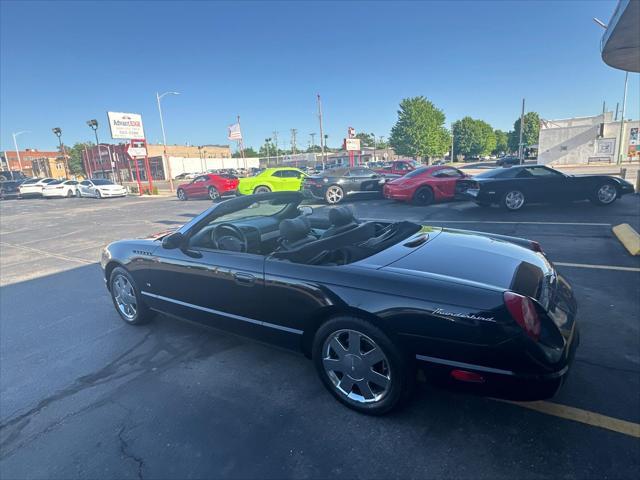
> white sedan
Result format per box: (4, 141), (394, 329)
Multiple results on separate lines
(77, 179), (127, 198)
(42, 180), (80, 198)
(18, 178), (57, 197)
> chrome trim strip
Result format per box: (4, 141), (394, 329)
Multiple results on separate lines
(415, 354), (515, 376)
(141, 291), (303, 335)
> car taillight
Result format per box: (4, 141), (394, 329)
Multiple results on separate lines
(504, 291), (541, 341)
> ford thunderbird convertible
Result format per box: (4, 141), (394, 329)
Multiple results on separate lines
(101, 191), (579, 414)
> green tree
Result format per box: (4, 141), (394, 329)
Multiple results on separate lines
(452, 117), (496, 158)
(508, 112), (540, 152)
(355, 132), (375, 147)
(389, 96), (450, 163)
(493, 129), (509, 155)
(62, 142), (91, 177)
(232, 147), (259, 158)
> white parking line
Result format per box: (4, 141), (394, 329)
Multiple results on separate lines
(554, 262), (640, 272)
(0, 242), (94, 265)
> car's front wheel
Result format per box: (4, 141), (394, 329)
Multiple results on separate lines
(313, 316), (412, 415)
(109, 267), (153, 325)
(66, 189), (74, 198)
(95, 190), (102, 199)
(177, 188), (187, 201)
(591, 183), (617, 206)
(325, 185), (344, 204)
(502, 190), (525, 211)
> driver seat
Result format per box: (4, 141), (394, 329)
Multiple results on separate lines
(320, 207), (359, 239)
(278, 216), (317, 251)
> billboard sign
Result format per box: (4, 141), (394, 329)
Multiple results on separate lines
(107, 112), (145, 139)
(345, 138), (361, 151)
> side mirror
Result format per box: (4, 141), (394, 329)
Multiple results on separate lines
(162, 232), (185, 249)
(299, 205), (313, 216)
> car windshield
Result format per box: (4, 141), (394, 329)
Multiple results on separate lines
(92, 179), (114, 185)
(210, 198), (293, 224)
(48, 180), (64, 185)
(474, 168), (513, 178)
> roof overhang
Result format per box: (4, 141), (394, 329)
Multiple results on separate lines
(601, 0), (640, 72)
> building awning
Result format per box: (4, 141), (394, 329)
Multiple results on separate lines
(601, 0), (640, 72)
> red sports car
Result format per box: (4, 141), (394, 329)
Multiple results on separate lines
(176, 173), (239, 201)
(383, 165), (470, 205)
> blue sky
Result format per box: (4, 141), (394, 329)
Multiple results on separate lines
(1, 0), (638, 153)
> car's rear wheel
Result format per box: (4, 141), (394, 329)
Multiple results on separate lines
(208, 186), (220, 201)
(66, 189), (73, 198)
(591, 183), (617, 206)
(412, 187), (434, 206)
(502, 190), (525, 211)
(76, 189), (82, 198)
(313, 316), (412, 415)
(177, 188), (187, 201)
(109, 267), (153, 325)
(325, 185), (344, 204)
(253, 185), (271, 194)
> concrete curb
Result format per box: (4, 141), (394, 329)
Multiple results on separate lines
(612, 223), (640, 256)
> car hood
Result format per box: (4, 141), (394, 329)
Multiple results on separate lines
(145, 228), (177, 240)
(373, 227), (553, 296)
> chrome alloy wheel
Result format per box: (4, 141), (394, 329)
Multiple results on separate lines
(326, 186), (344, 204)
(322, 329), (391, 403)
(208, 187), (220, 200)
(505, 190), (525, 210)
(112, 274), (138, 320)
(597, 184), (616, 204)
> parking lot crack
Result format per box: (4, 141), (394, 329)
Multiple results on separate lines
(117, 415), (145, 480)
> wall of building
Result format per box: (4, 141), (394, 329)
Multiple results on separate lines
(147, 144), (231, 159)
(167, 156), (259, 176)
(538, 112), (639, 165)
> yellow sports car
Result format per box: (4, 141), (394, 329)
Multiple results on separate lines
(238, 167), (306, 194)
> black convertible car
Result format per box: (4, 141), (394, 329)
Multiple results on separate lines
(461, 164), (634, 210)
(101, 192), (579, 414)
(302, 166), (398, 204)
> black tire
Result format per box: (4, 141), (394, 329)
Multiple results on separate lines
(66, 189), (73, 198)
(312, 316), (413, 415)
(324, 185), (344, 204)
(76, 190), (82, 198)
(177, 188), (187, 201)
(208, 186), (220, 201)
(590, 182), (618, 206)
(502, 190), (525, 211)
(412, 186), (434, 206)
(109, 267), (154, 325)
(253, 185), (271, 194)
(95, 190), (102, 199)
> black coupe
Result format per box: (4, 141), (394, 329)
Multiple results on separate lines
(302, 166), (398, 204)
(462, 164), (634, 211)
(101, 192), (579, 414)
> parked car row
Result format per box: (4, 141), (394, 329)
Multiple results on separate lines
(0, 177), (128, 200)
(174, 164), (635, 211)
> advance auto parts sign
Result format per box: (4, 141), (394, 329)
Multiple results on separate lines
(107, 112), (145, 139)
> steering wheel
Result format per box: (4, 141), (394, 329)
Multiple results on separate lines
(211, 223), (248, 252)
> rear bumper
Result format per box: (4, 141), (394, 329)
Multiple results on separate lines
(383, 186), (412, 201)
(416, 326), (579, 401)
(42, 190), (67, 197)
(99, 190), (127, 197)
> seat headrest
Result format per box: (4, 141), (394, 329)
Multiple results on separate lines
(279, 217), (311, 242)
(328, 206), (355, 226)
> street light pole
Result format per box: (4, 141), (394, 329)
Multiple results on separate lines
(157, 91), (180, 191)
(52, 128), (69, 178)
(86, 119), (110, 178)
(12, 130), (29, 174)
(617, 71), (629, 165)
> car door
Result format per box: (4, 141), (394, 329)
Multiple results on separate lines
(520, 166), (567, 202)
(429, 167), (464, 199)
(79, 180), (92, 196)
(65, 180), (78, 195)
(145, 230), (267, 341)
(278, 170), (302, 191)
(349, 167), (380, 193)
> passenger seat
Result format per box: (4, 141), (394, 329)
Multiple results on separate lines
(320, 207), (359, 239)
(278, 216), (317, 251)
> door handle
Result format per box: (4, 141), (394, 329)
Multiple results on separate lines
(233, 272), (255, 286)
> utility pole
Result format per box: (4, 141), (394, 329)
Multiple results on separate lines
(451, 123), (455, 163)
(272, 131), (279, 165)
(617, 71), (629, 165)
(264, 138), (271, 166)
(317, 94), (326, 170)
(290, 128), (298, 155)
(518, 98), (525, 165)
(615, 102), (620, 121)
(372, 133), (376, 164)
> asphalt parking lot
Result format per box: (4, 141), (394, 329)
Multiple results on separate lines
(1, 194), (639, 479)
